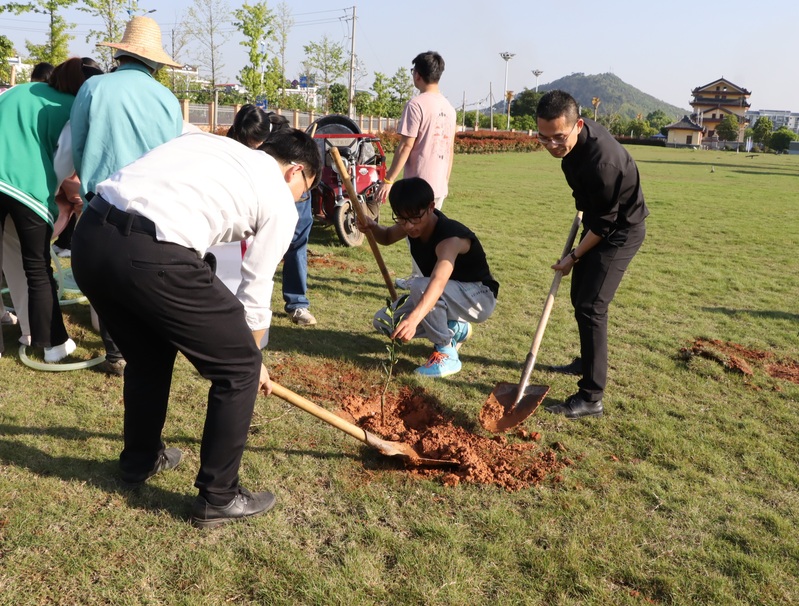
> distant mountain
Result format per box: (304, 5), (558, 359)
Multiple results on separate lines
(508, 72), (690, 121)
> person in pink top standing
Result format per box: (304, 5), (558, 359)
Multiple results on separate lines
(377, 51), (457, 285)
(378, 51), (456, 210)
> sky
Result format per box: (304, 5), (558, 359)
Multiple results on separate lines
(2, 0), (796, 113)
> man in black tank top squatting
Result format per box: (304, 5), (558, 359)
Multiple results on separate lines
(358, 177), (499, 378)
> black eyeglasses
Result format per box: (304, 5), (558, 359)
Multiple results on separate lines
(538, 121), (579, 146)
(392, 207), (428, 225)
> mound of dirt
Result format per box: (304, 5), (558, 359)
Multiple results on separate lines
(680, 337), (799, 384)
(337, 386), (570, 491)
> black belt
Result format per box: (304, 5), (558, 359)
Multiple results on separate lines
(88, 194), (157, 237)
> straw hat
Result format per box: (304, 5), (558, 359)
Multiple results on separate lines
(98, 16), (181, 69)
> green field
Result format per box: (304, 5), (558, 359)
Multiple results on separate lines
(1, 147), (798, 605)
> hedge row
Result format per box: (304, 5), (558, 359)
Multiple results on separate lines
(377, 129), (541, 154)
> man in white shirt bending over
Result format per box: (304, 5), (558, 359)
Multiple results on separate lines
(71, 128), (321, 529)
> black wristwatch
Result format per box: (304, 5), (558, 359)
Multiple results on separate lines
(569, 249), (580, 263)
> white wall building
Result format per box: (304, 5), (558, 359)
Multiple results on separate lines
(745, 109), (799, 133)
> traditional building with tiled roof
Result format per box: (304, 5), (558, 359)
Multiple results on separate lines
(690, 77), (750, 140)
(664, 115), (705, 148)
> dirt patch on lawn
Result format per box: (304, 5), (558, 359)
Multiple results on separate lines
(680, 337), (799, 384)
(307, 251), (367, 274)
(272, 362), (570, 491)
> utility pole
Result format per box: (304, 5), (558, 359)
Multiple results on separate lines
(489, 82), (494, 130)
(347, 6), (356, 119)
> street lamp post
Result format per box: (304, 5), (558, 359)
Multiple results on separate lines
(127, 2), (156, 16)
(500, 51), (514, 129)
(532, 69), (543, 93)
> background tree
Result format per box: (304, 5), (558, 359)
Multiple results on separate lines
(716, 114), (740, 142)
(0, 33), (13, 83)
(302, 34), (347, 111)
(166, 20), (191, 95)
(768, 127), (797, 153)
(270, 1), (292, 103)
(646, 109), (671, 134)
(233, 1), (275, 101)
(510, 88), (542, 120)
(386, 67), (413, 118)
(184, 0), (231, 89)
(353, 89), (372, 116)
(752, 116), (774, 146)
(78, 0), (134, 70)
(1, 0), (77, 65)
(368, 71), (390, 118)
(327, 82), (348, 114)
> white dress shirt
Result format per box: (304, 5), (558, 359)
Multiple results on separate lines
(97, 131), (298, 332)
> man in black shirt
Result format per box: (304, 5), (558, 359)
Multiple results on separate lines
(536, 90), (649, 419)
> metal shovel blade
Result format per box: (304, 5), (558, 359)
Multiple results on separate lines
(363, 432), (460, 468)
(479, 382), (550, 433)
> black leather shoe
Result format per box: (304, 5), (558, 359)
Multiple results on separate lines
(121, 447), (183, 485)
(191, 488), (276, 529)
(540, 357), (582, 375)
(546, 394), (603, 419)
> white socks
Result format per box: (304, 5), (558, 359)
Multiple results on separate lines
(44, 338), (76, 363)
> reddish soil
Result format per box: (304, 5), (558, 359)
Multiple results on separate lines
(272, 361), (570, 491)
(307, 251), (367, 274)
(338, 386), (570, 491)
(681, 337), (799, 384)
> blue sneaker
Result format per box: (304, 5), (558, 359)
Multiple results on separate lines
(414, 344), (462, 378)
(447, 320), (472, 350)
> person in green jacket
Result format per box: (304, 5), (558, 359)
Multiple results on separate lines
(0, 58), (93, 362)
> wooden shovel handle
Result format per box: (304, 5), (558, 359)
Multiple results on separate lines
(514, 211), (583, 403)
(270, 381), (370, 445)
(328, 146), (398, 301)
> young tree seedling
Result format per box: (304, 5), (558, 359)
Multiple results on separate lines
(375, 295), (408, 425)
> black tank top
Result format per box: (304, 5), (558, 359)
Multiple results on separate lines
(409, 210), (499, 298)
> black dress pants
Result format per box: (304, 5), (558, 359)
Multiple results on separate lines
(571, 222), (646, 402)
(0, 191), (69, 348)
(71, 200), (262, 502)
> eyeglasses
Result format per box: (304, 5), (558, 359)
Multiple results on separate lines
(537, 121), (579, 146)
(392, 207), (428, 225)
(409, 67), (415, 75)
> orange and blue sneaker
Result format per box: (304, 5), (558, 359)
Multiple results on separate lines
(415, 343), (462, 378)
(448, 320), (472, 350)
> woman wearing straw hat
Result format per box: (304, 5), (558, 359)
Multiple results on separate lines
(70, 15), (184, 376)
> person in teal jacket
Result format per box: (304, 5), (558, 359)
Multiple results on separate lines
(69, 15), (183, 375)
(0, 58), (94, 362)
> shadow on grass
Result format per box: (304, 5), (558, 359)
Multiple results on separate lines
(0, 429), (190, 519)
(702, 306), (799, 322)
(635, 157), (796, 178)
(268, 324), (526, 377)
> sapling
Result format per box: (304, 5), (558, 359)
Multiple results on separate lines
(376, 295), (409, 425)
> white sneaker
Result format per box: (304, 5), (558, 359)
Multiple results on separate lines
(290, 308), (317, 326)
(44, 338), (76, 362)
(19, 335), (31, 346)
(52, 245), (71, 258)
(1, 311), (18, 325)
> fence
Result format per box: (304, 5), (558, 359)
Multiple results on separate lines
(181, 100), (400, 134)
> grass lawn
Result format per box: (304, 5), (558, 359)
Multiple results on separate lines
(1, 146), (798, 605)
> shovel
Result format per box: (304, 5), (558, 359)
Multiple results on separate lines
(269, 381), (459, 467)
(328, 146), (398, 301)
(479, 211), (584, 433)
